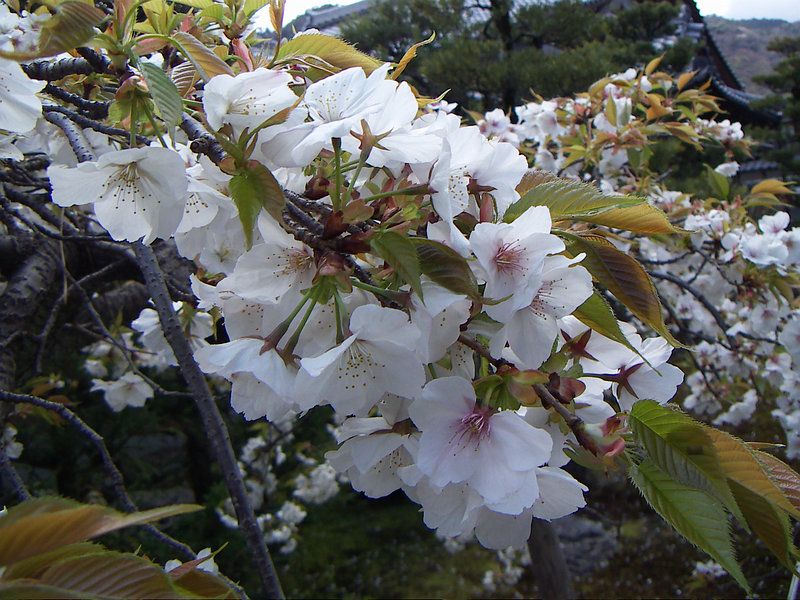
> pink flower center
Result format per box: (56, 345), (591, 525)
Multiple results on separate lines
(494, 240), (525, 274)
(453, 403), (495, 448)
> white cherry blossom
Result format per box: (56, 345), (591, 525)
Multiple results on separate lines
(48, 147), (188, 244)
(203, 68), (297, 134)
(295, 304), (425, 416)
(410, 377), (552, 514)
(0, 57), (43, 133)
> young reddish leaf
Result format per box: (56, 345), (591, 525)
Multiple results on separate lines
(35, 552), (185, 599)
(705, 428), (800, 520)
(370, 231), (423, 299)
(34, 2), (107, 60)
(274, 33), (383, 78)
(0, 498), (200, 567)
(0, 581), (88, 598)
(579, 203), (687, 234)
(515, 169), (559, 196)
(392, 33), (435, 80)
(170, 61), (199, 98)
(172, 569), (238, 599)
(504, 177), (643, 223)
(645, 54), (663, 75)
(2, 542), (104, 581)
(751, 179), (796, 196)
(677, 70), (697, 91)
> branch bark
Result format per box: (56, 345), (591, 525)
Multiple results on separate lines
(132, 242), (284, 599)
(528, 518), (575, 600)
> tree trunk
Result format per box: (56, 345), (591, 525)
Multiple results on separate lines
(527, 518), (575, 600)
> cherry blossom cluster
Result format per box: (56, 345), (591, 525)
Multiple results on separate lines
(479, 66), (800, 456)
(0, 20), (696, 546)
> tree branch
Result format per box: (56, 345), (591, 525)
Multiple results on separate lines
(0, 432), (30, 502)
(44, 111), (96, 163)
(181, 113), (225, 164)
(22, 57), (96, 80)
(0, 390), (196, 560)
(44, 83), (110, 119)
(131, 242), (284, 599)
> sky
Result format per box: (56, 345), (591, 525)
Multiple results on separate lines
(254, 0), (799, 31)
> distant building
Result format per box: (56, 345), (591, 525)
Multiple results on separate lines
(283, 1), (374, 37)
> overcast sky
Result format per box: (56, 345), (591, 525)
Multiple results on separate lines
(254, 0), (799, 31)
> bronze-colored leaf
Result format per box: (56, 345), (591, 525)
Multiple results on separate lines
(557, 231), (682, 346)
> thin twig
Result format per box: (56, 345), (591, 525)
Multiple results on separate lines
(0, 432), (30, 501)
(132, 242), (284, 599)
(0, 390), (196, 558)
(60, 267), (191, 399)
(35, 258), (128, 372)
(649, 270), (737, 345)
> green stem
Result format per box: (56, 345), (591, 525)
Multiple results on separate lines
(342, 154), (368, 206)
(282, 291), (320, 358)
(333, 289), (347, 345)
(263, 288), (315, 350)
(140, 100), (168, 148)
(358, 183), (430, 204)
(129, 101), (138, 148)
(331, 137), (343, 211)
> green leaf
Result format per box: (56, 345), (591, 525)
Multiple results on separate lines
(167, 0), (214, 8)
(139, 61), (183, 128)
(0, 498), (201, 567)
(629, 459), (750, 593)
(274, 33), (383, 79)
(410, 238), (481, 302)
(34, 1), (107, 60)
(243, 0), (269, 17)
(170, 31), (233, 81)
(370, 231), (423, 299)
(729, 479), (798, 573)
(705, 428), (800, 520)
(107, 99), (133, 126)
(504, 174), (644, 223)
(198, 4), (226, 20)
(629, 400), (744, 524)
(572, 291), (641, 355)
(579, 203), (687, 234)
(704, 164), (730, 200)
(557, 231), (682, 347)
(228, 162), (286, 249)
